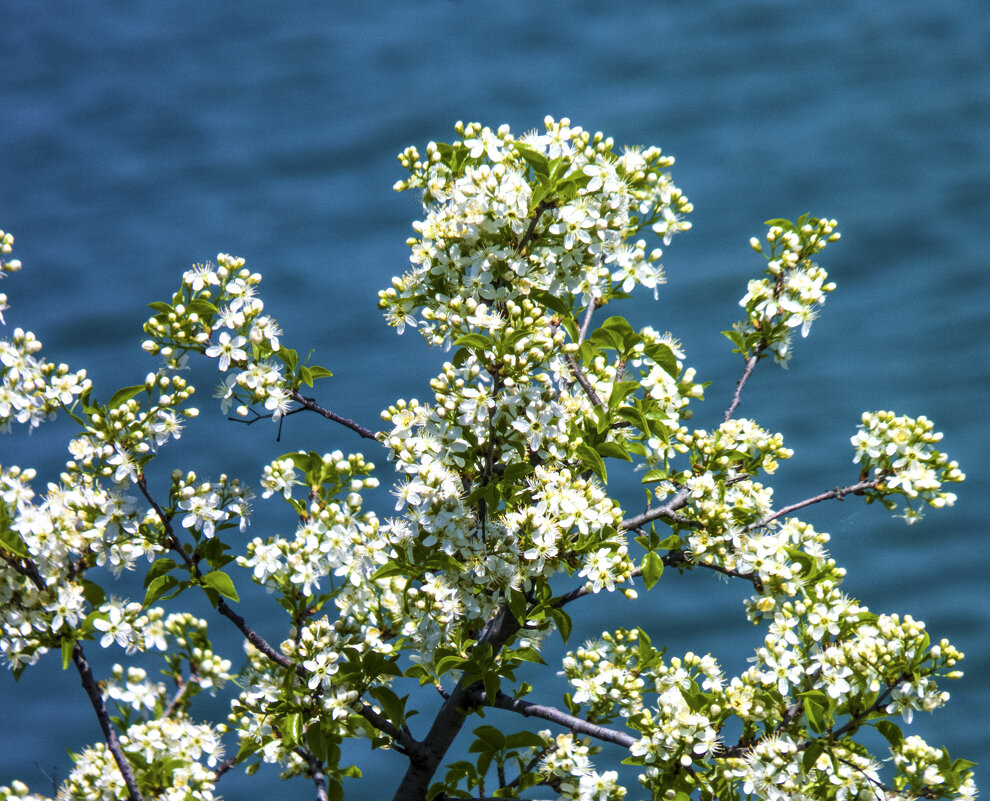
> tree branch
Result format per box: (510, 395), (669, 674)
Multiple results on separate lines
(294, 747), (329, 801)
(472, 689), (636, 749)
(744, 477), (884, 532)
(517, 199), (555, 255)
(289, 391), (379, 440)
(723, 350), (763, 423)
(163, 666), (200, 719)
(565, 353), (605, 408)
(619, 486), (692, 531)
(72, 641), (145, 801)
(391, 605), (521, 801)
(577, 299), (598, 344)
(11, 556), (144, 799)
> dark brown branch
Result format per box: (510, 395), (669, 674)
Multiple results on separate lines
(216, 597), (297, 671)
(294, 747), (329, 801)
(289, 391), (379, 440)
(517, 199), (556, 255)
(391, 606), (521, 801)
(473, 690), (636, 749)
(213, 755), (237, 780)
(72, 642), (145, 801)
(565, 353), (605, 408)
(9, 556), (143, 799)
(163, 666), (199, 719)
(723, 350), (762, 423)
(744, 477), (884, 532)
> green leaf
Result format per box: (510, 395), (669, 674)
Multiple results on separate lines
(640, 550), (664, 590)
(308, 365), (334, 380)
(471, 725), (505, 750)
(79, 579), (106, 609)
(875, 720), (903, 749)
(506, 646), (547, 666)
(369, 686), (407, 726)
(307, 725), (330, 763)
(643, 341), (678, 377)
(804, 695), (825, 733)
(514, 143), (551, 180)
(576, 443), (607, 483)
(597, 440), (633, 462)
(641, 469), (667, 485)
(504, 730), (546, 749)
(277, 347), (299, 375)
(528, 289), (573, 320)
(501, 462), (534, 484)
(282, 712), (303, 747)
(506, 588), (528, 625)
(550, 607), (572, 643)
(201, 570), (239, 602)
(722, 329), (746, 351)
(234, 735), (263, 764)
(108, 384), (146, 409)
(187, 297), (220, 317)
(608, 380), (640, 409)
(0, 521), (30, 559)
(615, 405), (651, 436)
(143, 558), (178, 588)
(143, 573), (181, 607)
(453, 333), (491, 350)
(802, 739), (826, 772)
(482, 668), (499, 701)
(147, 301), (172, 314)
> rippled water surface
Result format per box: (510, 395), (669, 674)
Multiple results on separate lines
(2, 2), (988, 797)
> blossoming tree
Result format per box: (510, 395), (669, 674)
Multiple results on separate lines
(0, 118), (976, 801)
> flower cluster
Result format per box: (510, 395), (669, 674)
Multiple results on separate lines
(384, 117), (692, 346)
(142, 253), (295, 419)
(170, 470), (252, 540)
(890, 735), (978, 801)
(0, 229), (19, 324)
(65, 371), (196, 485)
(60, 717), (224, 801)
(1, 232), (91, 431)
(852, 410), (965, 522)
(729, 216), (839, 364)
(538, 732), (625, 801)
(1, 717), (225, 801)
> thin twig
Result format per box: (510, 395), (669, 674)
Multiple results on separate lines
(744, 477), (883, 532)
(289, 391), (379, 440)
(577, 299), (598, 344)
(163, 667), (200, 719)
(517, 199), (556, 255)
(213, 755), (237, 780)
(216, 598), (297, 672)
(723, 350), (762, 423)
(565, 353), (605, 408)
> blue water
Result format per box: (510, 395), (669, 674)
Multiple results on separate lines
(2, 1), (988, 798)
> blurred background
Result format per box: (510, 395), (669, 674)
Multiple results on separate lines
(2, 1), (987, 797)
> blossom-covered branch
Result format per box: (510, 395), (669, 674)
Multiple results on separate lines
(0, 119), (973, 801)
